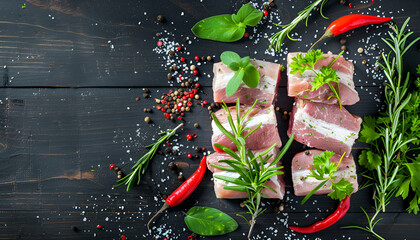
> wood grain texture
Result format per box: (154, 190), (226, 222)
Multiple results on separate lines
(0, 0), (419, 239)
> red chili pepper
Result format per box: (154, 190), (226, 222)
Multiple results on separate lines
(120, 235), (126, 240)
(193, 70), (198, 75)
(310, 14), (391, 50)
(194, 56), (199, 61)
(177, 45), (181, 51)
(289, 196), (350, 233)
(187, 154), (192, 158)
(147, 156), (207, 229)
(96, 224), (102, 229)
(263, 10), (268, 16)
(186, 134), (192, 140)
(109, 164), (116, 170)
(180, 57), (185, 62)
(244, 32), (249, 38)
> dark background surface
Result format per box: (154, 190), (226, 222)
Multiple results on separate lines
(0, 0), (419, 239)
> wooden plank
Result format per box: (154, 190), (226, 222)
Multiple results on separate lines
(0, 87), (417, 240)
(0, 0), (417, 87)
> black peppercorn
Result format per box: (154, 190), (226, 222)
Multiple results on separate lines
(194, 154), (199, 159)
(194, 123), (199, 128)
(188, 78), (193, 83)
(143, 93), (150, 98)
(114, 167), (120, 172)
(157, 14), (165, 23)
(201, 56), (206, 61)
(305, 150), (310, 155)
(169, 50), (175, 57)
(71, 226), (78, 231)
(168, 162), (177, 170)
(172, 150), (178, 155)
(195, 146), (201, 152)
(144, 88), (150, 93)
(177, 175), (185, 181)
(165, 147), (172, 153)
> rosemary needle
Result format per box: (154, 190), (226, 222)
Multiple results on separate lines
(114, 123), (184, 192)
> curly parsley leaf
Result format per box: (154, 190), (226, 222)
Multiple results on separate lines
(329, 178), (354, 201)
(359, 150), (382, 171)
(312, 66), (339, 90)
(359, 116), (382, 144)
(289, 49), (343, 108)
(301, 151), (353, 204)
(221, 51), (260, 97)
(289, 49), (325, 75)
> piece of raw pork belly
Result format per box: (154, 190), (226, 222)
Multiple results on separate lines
(287, 99), (361, 156)
(212, 105), (281, 152)
(291, 149), (358, 196)
(287, 52), (359, 105)
(209, 148), (285, 199)
(213, 59), (281, 107)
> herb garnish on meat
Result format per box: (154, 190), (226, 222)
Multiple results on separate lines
(220, 51), (260, 97)
(289, 49), (344, 109)
(301, 151), (354, 205)
(211, 99), (294, 238)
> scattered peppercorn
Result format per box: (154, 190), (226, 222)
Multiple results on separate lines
(173, 65), (178, 71)
(374, 66), (380, 71)
(143, 93), (150, 98)
(157, 15), (165, 23)
(71, 226), (78, 231)
(340, 0), (346, 4)
(194, 123), (199, 128)
(155, 33), (161, 37)
(341, 45), (347, 51)
(117, 174), (122, 179)
(340, 38), (347, 45)
(169, 50), (175, 57)
(206, 56), (212, 61)
(177, 174), (185, 181)
(240, 202), (245, 207)
(113, 167), (120, 172)
(357, 47), (364, 53)
(362, 60), (367, 65)
(167, 73), (173, 80)
(190, 65), (196, 71)
(275, 106), (280, 111)
(305, 150), (310, 155)
(168, 162), (177, 170)
(144, 116), (151, 123)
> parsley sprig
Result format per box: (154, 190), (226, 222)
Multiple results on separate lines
(301, 151), (353, 205)
(211, 99), (294, 238)
(220, 51), (260, 97)
(342, 18), (420, 240)
(290, 49), (344, 109)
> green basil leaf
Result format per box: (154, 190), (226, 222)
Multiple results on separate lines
(226, 70), (244, 97)
(228, 62), (240, 71)
(242, 63), (260, 88)
(235, 3), (263, 27)
(191, 15), (245, 42)
(184, 206), (238, 236)
(221, 51), (241, 66)
(239, 56), (250, 67)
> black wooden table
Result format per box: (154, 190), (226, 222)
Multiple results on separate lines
(0, 0), (419, 239)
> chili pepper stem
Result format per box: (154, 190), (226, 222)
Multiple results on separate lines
(309, 29), (334, 51)
(147, 202), (170, 230)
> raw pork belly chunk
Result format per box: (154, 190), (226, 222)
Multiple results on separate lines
(287, 52), (359, 105)
(212, 105), (281, 152)
(213, 59), (281, 107)
(208, 148), (285, 199)
(287, 99), (362, 156)
(292, 149), (358, 196)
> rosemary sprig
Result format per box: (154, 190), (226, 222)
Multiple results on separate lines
(211, 99), (294, 239)
(114, 123), (184, 192)
(269, 0), (329, 51)
(342, 18), (420, 239)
